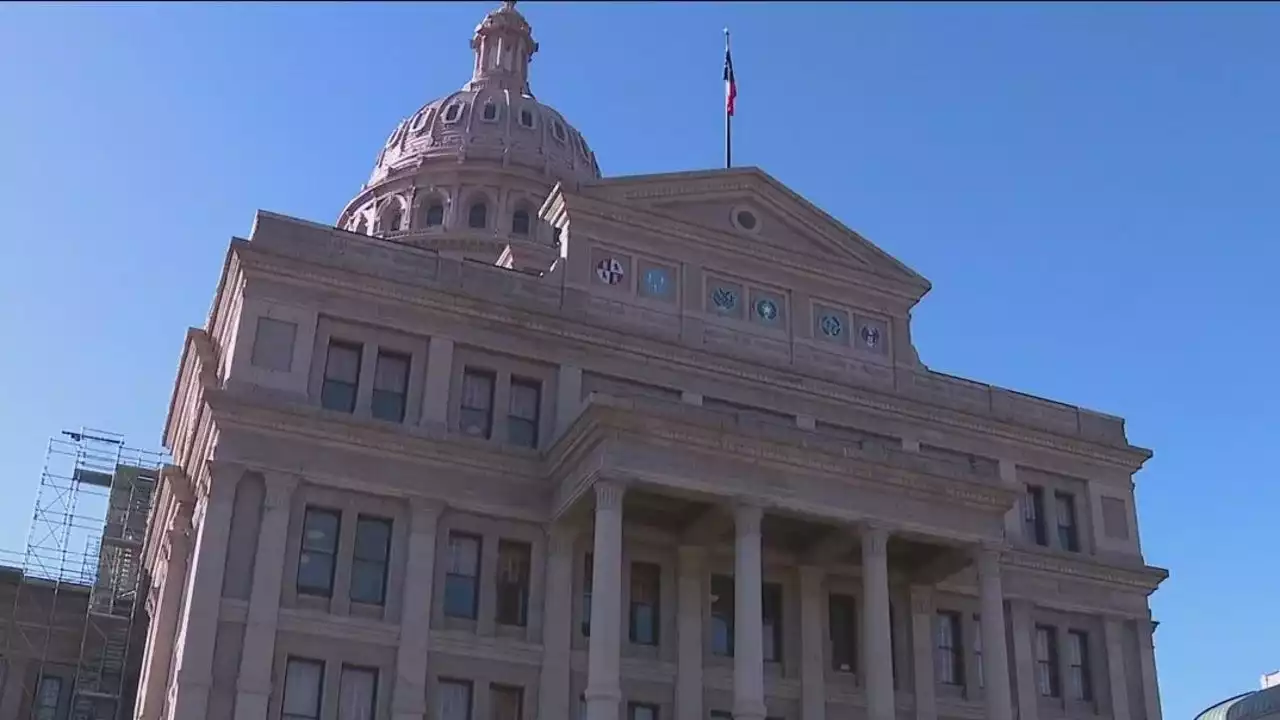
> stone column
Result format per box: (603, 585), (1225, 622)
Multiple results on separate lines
(392, 498), (445, 720)
(136, 509), (193, 720)
(234, 474), (298, 720)
(1007, 599), (1038, 720)
(676, 546), (706, 720)
(1136, 617), (1162, 720)
(538, 524), (577, 720)
(910, 585), (937, 720)
(167, 463), (240, 720)
(862, 524), (895, 720)
(976, 546), (1014, 720)
(584, 481), (626, 720)
(733, 503), (767, 720)
(420, 337), (454, 434)
(799, 566), (827, 720)
(1104, 616), (1132, 720)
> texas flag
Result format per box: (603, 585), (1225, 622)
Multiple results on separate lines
(723, 43), (737, 117)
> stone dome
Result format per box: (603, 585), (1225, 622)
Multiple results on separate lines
(336, 1), (599, 259)
(1196, 685), (1280, 720)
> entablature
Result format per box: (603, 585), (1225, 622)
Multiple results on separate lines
(547, 393), (1018, 544)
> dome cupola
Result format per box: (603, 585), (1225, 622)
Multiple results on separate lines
(337, 0), (600, 264)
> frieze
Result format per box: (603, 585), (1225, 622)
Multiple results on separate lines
(230, 240), (1149, 471)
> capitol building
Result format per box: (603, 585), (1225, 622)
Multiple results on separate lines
(133, 3), (1168, 720)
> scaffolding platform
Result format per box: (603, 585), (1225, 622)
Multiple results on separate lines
(2, 428), (168, 720)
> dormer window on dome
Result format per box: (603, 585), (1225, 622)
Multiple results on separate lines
(481, 102), (498, 122)
(424, 202), (445, 228)
(552, 120), (566, 143)
(444, 104), (463, 123)
(519, 108), (535, 129)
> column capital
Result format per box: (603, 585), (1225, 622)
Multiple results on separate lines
(733, 501), (764, 535)
(594, 480), (626, 511)
(908, 584), (935, 615)
(262, 472), (299, 510)
(861, 522), (890, 557)
(203, 459), (244, 505)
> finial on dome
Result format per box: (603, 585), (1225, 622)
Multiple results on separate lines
(469, 0), (538, 95)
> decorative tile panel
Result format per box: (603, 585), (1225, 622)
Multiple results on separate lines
(706, 279), (745, 319)
(590, 248), (632, 291)
(749, 289), (786, 329)
(812, 303), (850, 345)
(854, 316), (889, 355)
(637, 260), (677, 303)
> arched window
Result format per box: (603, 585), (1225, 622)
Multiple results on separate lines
(444, 104), (462, 122)
(468, 201), (488, 229)
(482, 103), (498, 121)
(511, 208), (531, 236)
(519, 109), (534, 128)
(378, 205), (402, 234)
(424, 203), (445, 227)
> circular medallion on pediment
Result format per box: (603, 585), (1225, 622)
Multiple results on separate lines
(596, 258), (625, 286)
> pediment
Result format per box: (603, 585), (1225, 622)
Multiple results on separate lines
(579, 167), (931, 299)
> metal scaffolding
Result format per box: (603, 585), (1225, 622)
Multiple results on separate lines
(3, 428), (167, 720)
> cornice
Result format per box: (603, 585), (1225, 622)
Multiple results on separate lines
(1003, 547), (1168, 594)
(234, 242), (1151, 472)
(206, 388), (544, 481)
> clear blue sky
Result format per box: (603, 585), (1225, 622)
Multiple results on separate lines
(1, 2), (1275, 716)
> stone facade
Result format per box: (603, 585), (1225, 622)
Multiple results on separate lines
(134, 3), (1167, 720)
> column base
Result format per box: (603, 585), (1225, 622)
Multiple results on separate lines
(584, 687), (623, 720)
(391, 691), (428, 720)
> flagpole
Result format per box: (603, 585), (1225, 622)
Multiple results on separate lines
(724, 27), (732, 169)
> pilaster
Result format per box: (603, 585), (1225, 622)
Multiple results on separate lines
(392, 498), (445, 720)
(421, 337), (455, 434)
(862, 523), (894, 720)
(1104, 616), (1132, 720)
(799, 566), (826, 720)
(584, 481), (626, 720)
(976, 545), (1013, 720)
(538, 523), (577, 720)
(1008, 599), (1038, 720)
(732, 502), (767, 720)
(676, 545), (706, 720)
(910, 585), (937, 720)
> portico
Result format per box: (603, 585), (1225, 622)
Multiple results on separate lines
(563, 476), (1017, 720)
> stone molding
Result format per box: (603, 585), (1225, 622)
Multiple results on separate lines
(228, 230), (1148, 470)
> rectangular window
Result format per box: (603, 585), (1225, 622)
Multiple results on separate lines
(496, 540), (532, 627)
(974, 614), (985, 689)
(1035, 625), (1061, 698)
(33, 675), (62, 720)
(829, 593), (858, 673)
(338, 665), (378, 720)
(1055, 491), (1080, 552)
(371, 351), (410, 422)
(762, 582), (783, 663)
(935, 611), (964, 686)
(508, 378), (541, 448)
(460, 369), (496, 439)
(282, 658), (325, 720)
(710, 574), (735, 657)
(491, 684), (523, 720)
(444, 533), (482, 619)
(628, 703), (659, 720)
(1025, 485), (1048, 546)
(298, 507), (341, 597)
(582, 553), (593, 637)
(322, 340), (362, 413)
(629, 562), (661, 646)
(1067, 630), (1093, 701)
(436, 679), (473, 720)
(350, 516), (392, 605)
